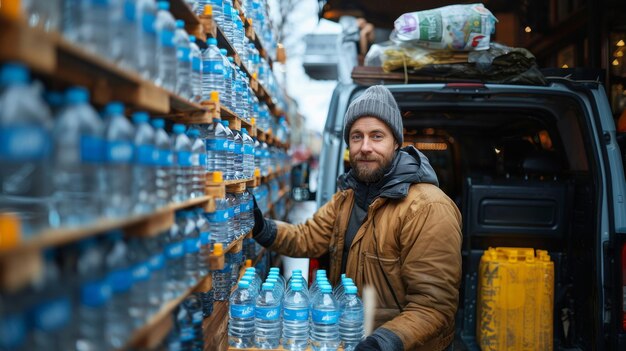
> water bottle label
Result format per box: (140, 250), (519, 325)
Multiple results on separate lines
(283, 307), (309, 321)
(234, 143), (243, 154)
(200, 231), (210, 245)
(255, 149), (262, 157)
(192, 57), (201, 72)
(108, 268), (133, 293)
(202, 60), (224, 74)
(230, 304), (254, 318)
(192, 311), (203, 324)
(160, 29), (175, 48)
(244, 200), (253, 212)
(149, 253), (165, 270)
(312, 309), (339, 324)
(177, 47), (191, 63)
(132, 262), (150, 282)
(80, 135), (104, 163)
(81, 280), (112, 307)
(32, 297), (71, 332)
(105, 140), (134, 164)
(0, 126), (51, 161)
(142, 13), (156, 34)
(199, 152), (207, 166)
(180, 326), (194, 341)
(166, 242), (184, 259)
(228, 206), (235, 218)
(136, 144), (154, 165)
(228, 141), (236, 153)
(208, 209), (229, 223)
(190, 152), (200, 166)
(0, 313), (26, 348)
(185, 237), (200, 253)
(243, 145), (254, 155)
(177, 151), (192, 166)
(159, 149), (173, 166)
(123, 0), (136, 22)
(255, 306), (280, 321)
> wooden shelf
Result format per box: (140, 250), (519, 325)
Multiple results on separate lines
(124, 274), (212, 350)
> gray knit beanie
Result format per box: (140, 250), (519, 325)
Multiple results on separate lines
(343, 85), (403, 145)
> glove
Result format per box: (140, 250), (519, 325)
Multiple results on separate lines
(251, 195), (265, 236)
(354, 336), (382, 351)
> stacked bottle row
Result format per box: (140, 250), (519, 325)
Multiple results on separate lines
(228, 268), (365, 351)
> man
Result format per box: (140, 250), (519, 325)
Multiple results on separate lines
(253, 85), (462, 351)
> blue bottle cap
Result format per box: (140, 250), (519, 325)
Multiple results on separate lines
(45, 91), (64, 107)
(245, 267), (256, 272)
(104, 102), (125, 116)
(207, 38), (218, 46)
(320, 285), (332, 294)
(0, 63), (29, 85)
(173, 123), (186, 134)
(151, 118), (165, 129)
(345, 285), (358, 294)
(262, 282), (274, 291)
(238, 280), (250, 289)
(176, 19), (185, 28)
(132, 111), (150, 124)
(228, 57), (234, 62)
(291, 283), (303, 292)
(222, 120), (229, 127)
(189, 35), (196, 42)
(65, 87), (89, 104)
(220, 48), (228, 55)
(157, 1), (169, 10)
(241, 128), (248, 134)
(187, 128), (199, 138)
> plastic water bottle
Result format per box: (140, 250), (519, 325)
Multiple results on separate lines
(206, 0), (224, 28)
(310, 284), (340, 351)
(174, 20), (192, 99)
(79, 0), (113, 57)
(187, 128), (207, 198)
(193, 208), (211, 277)
(244, 267), (262, 293)
(171, 123), (192, 202)
(282, 282), (310, 351)
(233, 129), (244, 179)
(183, 294), (205, 350)
(144, 233), (166, 313)
(137, 0), (158, 80)
(189, 35), (203, 102)
(151, 118), (172, 207)
(227, 56), (237, 107)
(201, 38), (225, 101)
(104, 231), (133, 348)
(174, 296), (196, 350)
(253, 137), (262, 175)
(131, 111), (156, 213)
(241, 128), (254, 178)
(23, 249), (73, 350)
(339, 285), (364, 351)
(52, 87), (104, 227)
(164, 217), (186, 300)
(269, 267), (286, 289)
(101, 102), (134, 219)
(212, 244), (231, 301)
(219, 49), (232, 109)
(0, 64), (53, 236)
(76, 238), (112, 351)
(236, 189), (253, 234)
(222, 0), (234, 42)
(209, 195), (230, 244)
(255, 282), (282, 349)
(234, 10), (245, 56)
(222, 120), (235, 180)
(229, 280), (256, 348)
(226, 192), (240, 240)
(128, 237), (153, 327)
(155, 1), (177, 90)
(266, 277), (284, 301)
(191, 119), (214, 172)
(178, 211), (200, 287)
(213, 118), (229, 174)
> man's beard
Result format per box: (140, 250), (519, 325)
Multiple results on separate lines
(350, 152), (395, 183)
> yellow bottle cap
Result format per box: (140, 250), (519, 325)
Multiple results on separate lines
(254, 168), (261, 177)
(213, 243), (223, 256)
(0, 213), (21, 251)
(245, 259), (252, 268)
(210, 91), (219, 102)
(213, 171), (224, 183)
(250, 117), (256, 126)
(204, 5), (213, 15)
(252, 72), (258, 80)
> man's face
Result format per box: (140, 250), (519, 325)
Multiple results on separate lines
(348, 117), (398, 183)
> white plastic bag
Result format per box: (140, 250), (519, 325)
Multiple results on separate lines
(391, 3), (497, 51)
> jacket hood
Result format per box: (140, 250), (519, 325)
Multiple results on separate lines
(338, 146), (439, 205)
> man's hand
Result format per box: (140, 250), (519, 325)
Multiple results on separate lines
(355, 336), (382, 351)
(251, 195), (277, 247)
(252, 195), (265, 236)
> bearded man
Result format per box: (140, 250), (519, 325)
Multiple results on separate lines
(252, 85), (462, 351)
